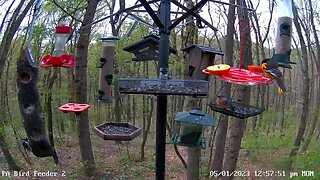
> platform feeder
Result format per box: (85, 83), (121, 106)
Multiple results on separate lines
(97, 36), (119, 103)
(171, 109), (215, 149)
(94, 122), (141, 141)
(182, 44), (223, 80)
(208, 102), (264, 119)
(123, 34), (177, 61)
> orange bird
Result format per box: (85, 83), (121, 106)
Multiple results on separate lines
(261, 59), (286, 94)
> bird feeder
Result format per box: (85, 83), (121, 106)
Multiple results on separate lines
(17, 48), (53, 157)
(171, 109), (215, 149)
(202, 66), (273, 85)
(123, 34), (177, 61)
(118, 78), (208, 96)
(94, 122), (141, 141)
(271, 0), (295, 68)
(40, 20), (74, 68)
(208, 102), (264, 119)
(182, 44), (224, 80)
(97, 36), (119, 103)
(58, 103), (90, 115)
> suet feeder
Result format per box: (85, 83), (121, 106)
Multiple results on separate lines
(40, 20), (75, 68)
(182, 44), (224, 80)
(94, 122), (141, 141)
(118, 78), (208, 96)
(171, 109), (215, 149)
(97, 36), (119, 103)
(123, 34), (177, 61)
(209, 102), (264, 119)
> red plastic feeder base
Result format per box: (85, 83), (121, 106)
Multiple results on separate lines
(58, 103), (90, 114)
(203, 67), (272, 85)
(40, 54), (75, 68)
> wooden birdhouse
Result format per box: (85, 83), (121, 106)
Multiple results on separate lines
(123, 34), (177, 61)
(182, 44), (224, 80)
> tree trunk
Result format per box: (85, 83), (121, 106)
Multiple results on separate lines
(0, 0), (36, 169)
(223, 0), (252, 178)
(140, 97), (154, 160)
(211, 0), (235, 173)
(0, 133), (21, 170)
(75, 0), (99, 176)
(289, 3), (310, 160)
(46, 68), (59, 164)
(300, 0), (320, 151)
(301, 79), (319, 151)
(182, 0), (200, 179)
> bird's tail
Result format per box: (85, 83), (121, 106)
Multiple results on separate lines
(276, 79), (286, 94)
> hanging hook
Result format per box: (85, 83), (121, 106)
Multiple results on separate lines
(26, 0), (43, 49)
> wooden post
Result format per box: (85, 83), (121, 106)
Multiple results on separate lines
(98, 37), (118, 103)
(17, 48), (53, 157)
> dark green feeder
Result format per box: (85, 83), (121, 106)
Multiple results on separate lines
(171, 109), (215, 149)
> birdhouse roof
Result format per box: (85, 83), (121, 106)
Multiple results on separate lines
(175, 109), (215, 127)
(182, 44), (224, 55)
(123, 34), (177, 54)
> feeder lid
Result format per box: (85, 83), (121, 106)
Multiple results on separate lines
(101, 36), (119, 41)
(56, 25), (72, 34)
(123, 34), (177, 55)
(182, 44), (224, 56)
(175, 109), (215, 127)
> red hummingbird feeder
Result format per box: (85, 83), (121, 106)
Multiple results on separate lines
(40, 21), (75, 68)
(202, 66), (272, 85)
(202, 17), (272, 86)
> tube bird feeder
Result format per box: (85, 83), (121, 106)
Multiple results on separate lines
(97, 36), (119, 103)
(271, 0), (295, 68)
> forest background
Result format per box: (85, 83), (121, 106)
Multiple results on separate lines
(0, 0), (319, 179)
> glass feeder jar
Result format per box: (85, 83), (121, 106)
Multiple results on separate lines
(52, 23), (72, 57)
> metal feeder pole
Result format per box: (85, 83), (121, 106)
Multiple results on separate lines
(156, 0), (170, 179)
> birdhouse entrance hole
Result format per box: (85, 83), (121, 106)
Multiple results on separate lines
(19, 72), (32, 83)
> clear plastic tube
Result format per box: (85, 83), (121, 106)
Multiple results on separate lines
(278, 0), (293, 18)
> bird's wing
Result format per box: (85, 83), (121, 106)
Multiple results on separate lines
(226, 99), (235, 108)
(264, 68), (283, 79)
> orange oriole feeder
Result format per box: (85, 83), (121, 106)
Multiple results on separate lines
(248, 65), (264, 73)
